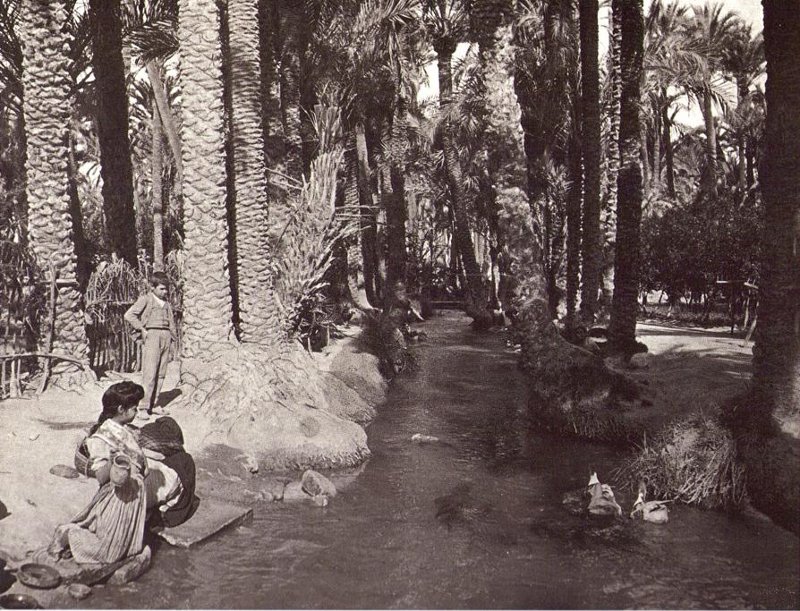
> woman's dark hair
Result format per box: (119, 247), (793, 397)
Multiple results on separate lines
(89, 381), (145, 435)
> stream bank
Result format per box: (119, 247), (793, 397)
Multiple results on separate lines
(64, 310), (799, 609)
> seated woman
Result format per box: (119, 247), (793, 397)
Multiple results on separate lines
(138, 416), (199, 528)
(49, 381), (183, 565)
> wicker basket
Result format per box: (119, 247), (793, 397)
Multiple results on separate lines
(73, 439), (93, 478)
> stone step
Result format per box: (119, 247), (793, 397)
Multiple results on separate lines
(155, 498), (252, 548)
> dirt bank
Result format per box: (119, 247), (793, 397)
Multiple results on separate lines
(0, 331), (387, 605)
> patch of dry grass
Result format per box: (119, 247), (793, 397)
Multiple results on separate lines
(615, 409), (747, 510)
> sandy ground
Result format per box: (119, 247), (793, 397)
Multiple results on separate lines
(0, 319), (761, 602)
(615, 322), (754, 435)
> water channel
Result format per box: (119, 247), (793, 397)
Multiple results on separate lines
(82, 312), (798, 609)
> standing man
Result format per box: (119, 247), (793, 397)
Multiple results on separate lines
(125, 272), (177, 419)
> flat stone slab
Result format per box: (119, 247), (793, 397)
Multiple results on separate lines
(156, 499), (252, 548)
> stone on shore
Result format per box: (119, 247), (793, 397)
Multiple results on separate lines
(318, 340), (388, 406)
(282, 481), (309, 501)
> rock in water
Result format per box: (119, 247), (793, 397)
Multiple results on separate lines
(107, 546), (152, 585)
(282, 481), (310, 501)
(312, 494), (329, 507)
(68, 583), (91, 600)
(301, 469), (337, 498)
(411, 433), (439, 444)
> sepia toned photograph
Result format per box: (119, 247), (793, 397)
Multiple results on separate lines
(0, 0), (797, 608)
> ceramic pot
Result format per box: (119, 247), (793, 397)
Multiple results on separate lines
(109, 453), (131, 487)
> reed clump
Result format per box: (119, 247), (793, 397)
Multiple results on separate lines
(615, 409), (747, 510)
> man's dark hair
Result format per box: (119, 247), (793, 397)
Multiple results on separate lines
(150, 271), (170, 288)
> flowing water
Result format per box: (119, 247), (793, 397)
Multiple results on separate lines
(82, 312), (798, 609)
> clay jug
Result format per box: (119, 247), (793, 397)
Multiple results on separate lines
(109, 453), (131, 487)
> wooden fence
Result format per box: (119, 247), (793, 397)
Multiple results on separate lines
(0, 251), (184, 399)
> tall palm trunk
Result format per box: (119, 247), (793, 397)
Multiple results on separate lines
(753, 0), (800, 429)
(227, 0), (277, 343)
(600, 0), (622, 310)
(276, 0), (305, 180)
(435, 38), (490, 325)
(736, 77), (749, 195)
(741, 0), (800, 536)
(259, 0), (284, 170)
(604, 2), (622, 213)
(651, 100), (661, 193)
(579, 0), (602, 324)
(608, 0), (644, 356)
(702, 86), (717, 194)
(90, 0), (137, 267)
(385, 97), (408, 292)
(152, 98), (164, 272)
(177, 0), (235, 356)
(355, 124), (380, 307)
(662, 95), (676, 198)
(146, 62), (183, 197)
(566, 115), (583, 326)
(19, 0), (88, 359)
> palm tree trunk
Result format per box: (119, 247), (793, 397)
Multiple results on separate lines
(662, 99), (676, 198)
(227, 0), (277, 343)
(579, 0), (602, 324)
(152, 99), (164, 272)
(608, 0), (644, 357)
(652, 100), (661, 194)
(385, 97), (408, 292)
(435, 39), (490, 326)
(19, 0), (89, 360)
(639, 120), (650, 190)
(177, 0), (235, 356)
(604, 1), (622, 214)
(752, 0), (800, 428)
(566, 123), (583, 326)
(90, 0), (138, 267)
(146, 62), (183, 193)
(741, 0), (800, 536)
(277, 0), (305, 180)
(355, 124), (380, 307)
(702, 87), (717, 194)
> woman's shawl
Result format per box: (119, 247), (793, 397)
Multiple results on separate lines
(86, 419), (147, 475)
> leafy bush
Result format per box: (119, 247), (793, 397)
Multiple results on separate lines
(270, 105), (357, 345)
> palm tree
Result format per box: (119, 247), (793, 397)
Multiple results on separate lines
(89, 0), (138, 266)
(744, 0), (800, 536)
(579, 0), (602, 324)
(423, 0), (490, 326)
(176, 0), (234, 356)
(608, 0), (643, 356)
(227, 0), (277, 343)
(686, 2), (738, 194)
(642, 0), (696, 199)
(274, 0), (307, 180)
(18, 0), (88, 358)
(722, 23), (764, 194)
(469, 0), (527, 315)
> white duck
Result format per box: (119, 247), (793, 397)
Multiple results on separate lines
(629, 480), (669, 524)
(586, 472), (622, 518)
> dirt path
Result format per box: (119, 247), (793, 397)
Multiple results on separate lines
(621, 322), (753, 433)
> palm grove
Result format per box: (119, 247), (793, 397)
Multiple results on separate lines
(0, 1), (797, 531)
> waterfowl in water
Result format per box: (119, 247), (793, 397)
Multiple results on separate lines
(629, 480), (669, 524)
(586, 472), (623, 518)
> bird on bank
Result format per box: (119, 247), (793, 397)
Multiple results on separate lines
(629, 480), (669, 524)
(586, 472), (623, 518)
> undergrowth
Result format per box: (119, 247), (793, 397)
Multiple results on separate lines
(614, 408), (747, 510)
